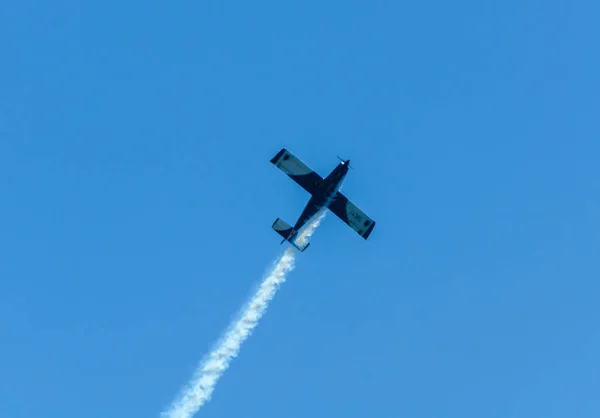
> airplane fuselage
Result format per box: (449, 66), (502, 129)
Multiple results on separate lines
(289, 160), (351, 238)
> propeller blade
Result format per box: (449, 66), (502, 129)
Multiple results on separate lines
(336, 155), (354, 169)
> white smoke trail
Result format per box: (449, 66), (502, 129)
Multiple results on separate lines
(161, 210), (327, 418)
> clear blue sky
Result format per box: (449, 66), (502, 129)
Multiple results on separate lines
(1, 1), (599, 417)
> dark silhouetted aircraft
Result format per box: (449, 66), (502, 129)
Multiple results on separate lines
(270, 148), (376, 251)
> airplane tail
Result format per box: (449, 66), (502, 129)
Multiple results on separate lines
(272, 218), (310, 252)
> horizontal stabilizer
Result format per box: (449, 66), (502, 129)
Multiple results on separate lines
(272, 218), (293, 241)
(272, 218), (310, 252)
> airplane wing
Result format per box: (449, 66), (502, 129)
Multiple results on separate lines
(328, 192), (376, 239)
(270, 148), (324, 195)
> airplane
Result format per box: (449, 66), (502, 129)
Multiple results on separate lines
(270, 147), (376, 252)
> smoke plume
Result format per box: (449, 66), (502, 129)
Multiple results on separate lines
(161, 211), (326, 418)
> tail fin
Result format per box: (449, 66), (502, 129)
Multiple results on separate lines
(271, 218), (310, 252)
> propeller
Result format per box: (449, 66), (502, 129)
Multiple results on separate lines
(336, 155), (354, 169)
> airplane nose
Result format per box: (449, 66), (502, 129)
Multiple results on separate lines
(345, 159), (351, 166)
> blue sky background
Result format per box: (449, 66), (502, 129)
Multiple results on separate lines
(1, 1), (599, 417)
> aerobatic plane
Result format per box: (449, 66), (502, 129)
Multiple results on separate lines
(270, 147), (376, 252)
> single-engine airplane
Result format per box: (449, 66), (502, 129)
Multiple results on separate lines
(270, 148), (376, 252)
